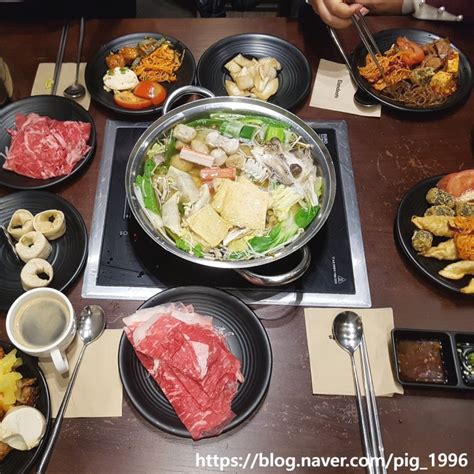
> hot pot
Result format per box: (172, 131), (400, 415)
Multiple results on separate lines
(125, 86), (336, 286)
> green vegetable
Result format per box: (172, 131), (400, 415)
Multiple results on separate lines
(265, 125), (286, 143)
(145, 141), (166, 161)
(219, 121), (243, 138)
(135, 159), (160, 214)
(295, 206), (319, 229)
(249, 206), (320, 253)
(185, 118), (223, 128)
(164, 135), (177, 165)
(120, 67), (128, 73)
(175, 238), (204, 257)
(239, 125), (257, 141)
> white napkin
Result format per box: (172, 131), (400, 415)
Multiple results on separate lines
(310, 59), (381, 118)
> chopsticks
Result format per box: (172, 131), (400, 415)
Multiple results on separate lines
(51, 21), (69, 95)
(360, 332), (387, 474)
(351, 11), (386, 81)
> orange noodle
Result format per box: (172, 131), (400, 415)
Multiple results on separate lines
(133, 43), (184, 83)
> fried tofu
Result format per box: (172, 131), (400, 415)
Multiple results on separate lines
(187, 205), (231, 248)
(220, 180), (269, 230)
(212, 179), (233, 214)
(430, 71), (456, 95)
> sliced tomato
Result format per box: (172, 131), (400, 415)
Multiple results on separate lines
(396, 36), (425, 66)
(200, 167), (237, 180)
(114, 91), (152, 110)
(133, 81), (167, 106)
(437, 169), (474, 198)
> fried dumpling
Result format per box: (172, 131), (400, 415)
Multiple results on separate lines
(460, 278), (474, 294)
(15, 231), (52, 263)
(411, 216), (454, 238)
(420, 239), (458, 260)
(33, 210), (66, 240)
(439, 260), (474, 280)
(20, 258), (54, 291)
(7, 209), (34, 240)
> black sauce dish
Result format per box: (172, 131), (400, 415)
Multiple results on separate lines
(392, 329), (474, 391)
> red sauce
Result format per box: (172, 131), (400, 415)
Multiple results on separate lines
(396, 339), (446, 384)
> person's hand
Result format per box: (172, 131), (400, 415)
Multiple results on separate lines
(307, 0), (366, 29)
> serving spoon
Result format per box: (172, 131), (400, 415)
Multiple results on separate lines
(36, 305), (106, 474)
(63, 17), (86, 100)
(333, 311), (374, 474)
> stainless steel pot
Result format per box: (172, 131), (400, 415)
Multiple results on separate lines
(125, 86), (336, 286)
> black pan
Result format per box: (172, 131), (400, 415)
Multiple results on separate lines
(395, 175), (472, 294)
(0, 95), (96, 189)
(85, 33), (196, 116)
(0, 341), (51, 474)
(118, 286), (272, 438)
(351, 28), (472, 112)
(0, 191), (88, 310)
(196, 33), (312, 110)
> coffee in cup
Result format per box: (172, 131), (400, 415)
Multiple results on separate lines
(7, 288), (76, 374)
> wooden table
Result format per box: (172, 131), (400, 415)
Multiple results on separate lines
(0, 16), (473, 474)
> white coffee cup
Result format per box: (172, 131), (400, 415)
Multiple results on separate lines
(6, 288), (76, 374)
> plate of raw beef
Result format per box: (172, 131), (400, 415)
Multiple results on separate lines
(0, 95), (96, 189)
(119, 286), (272, 440)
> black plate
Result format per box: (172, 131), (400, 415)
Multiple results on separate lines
(0, 95), (96, 190)
(395, 175), (471, 294)
(351, 28), (472, 112)
(85, 33), (196, 116)
(196, 33), (312, 110)
(118, 286), (272, 438)
(0, 191), (88, 310)
(0, 341), (51, 474)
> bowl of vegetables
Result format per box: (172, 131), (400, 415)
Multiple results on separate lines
(125, 86), (336, 286)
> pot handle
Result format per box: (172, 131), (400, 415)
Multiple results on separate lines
(162, 86), (216, 114)
(234, 246), (311, 286)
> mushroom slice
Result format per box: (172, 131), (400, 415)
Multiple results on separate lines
(33, 210), (66, 240)
(15, 231), (52, 263)
(7, 209), (34, 240)
(20, 258), (54, 291)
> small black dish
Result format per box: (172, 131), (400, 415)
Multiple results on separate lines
(351, 28), (472, 113)
(196, 33), (312, 110)
(455, 332), (474, 386)
(0, 95), (96, 190)
(0, 341), (51, 474)
(85, 32), (196, 116)
(0, 191), (88, 310)
(395, 174), (471, 294)
(118, 286), (272, 439)
(392, 329), (474, 390)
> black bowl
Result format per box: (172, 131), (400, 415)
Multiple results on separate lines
(0, 341), (51, 474)
(197, 33), (312, 110)
(85, 32), (196, 116)
(0, 191), (88, 310)
(118, 286), (272, 438)
(0, 95), (96, 189)
(351, 28), (472, 112)
(395, 175), (472, 294)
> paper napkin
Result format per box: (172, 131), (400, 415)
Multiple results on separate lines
(39, 329), (123, 418)
(304, 308), (403, 397)
(310, 59), (381, 118)
(31, 62), (91, 110)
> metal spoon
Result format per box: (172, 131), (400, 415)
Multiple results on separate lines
(63, 17), (86, 99)
(333, 311), (374, 474)
(36, 305), (106, 474)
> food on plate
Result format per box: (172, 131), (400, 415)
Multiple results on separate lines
(33, 209), (66, 240)
(359, 37), (460, 107)
(20, 258), (54, 291)
(438, 260), (474, 280)
(460, 278), (474, 294)
(410, 177), (474, 293)
(0, 347), (42, 460)
(123, 302), (244, 440)
(438, 169), (474, 200)
(0, 406), (46, 451)
(15, 231), (52, 264)
(7, 210), (34, 240)
(103, 37), (182, 110)
(224, 54), (281, 101)
(396, 339), (446, 384)
(103, 67), (139, 92)
(134, 112), (323, 261)
(1, 113), (91, 180)
(457, 339), (474, 382)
